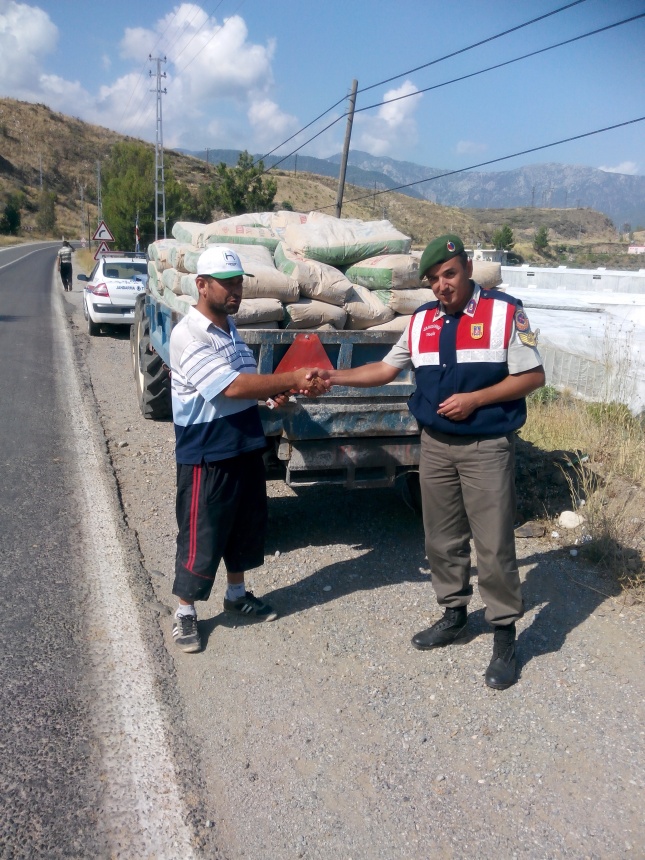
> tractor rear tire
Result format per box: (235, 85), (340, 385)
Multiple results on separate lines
(133, 297), (172, 420)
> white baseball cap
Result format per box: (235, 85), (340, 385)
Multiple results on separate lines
(196, 246), (251, 279)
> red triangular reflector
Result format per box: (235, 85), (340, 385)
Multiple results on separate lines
(274, 333), (334, 373)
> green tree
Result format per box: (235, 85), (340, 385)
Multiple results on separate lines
(533, 226), (549, 252)
(36, 189), (57, 233)
(203, 151), (277, 216)
(102, 142), (198, 250)
(491, 224), (514, 250)
(0, 193), (22, 234)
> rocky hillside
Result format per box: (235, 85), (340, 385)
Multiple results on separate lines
(0, 98), (638, 267)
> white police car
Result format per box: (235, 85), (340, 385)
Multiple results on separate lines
(77, 253), (148, 336)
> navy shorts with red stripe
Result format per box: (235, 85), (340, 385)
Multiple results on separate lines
(172, 449), (268, 602)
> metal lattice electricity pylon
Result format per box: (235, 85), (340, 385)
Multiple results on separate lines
(96, 161), (102, 225)
(149, 55), (167, 240)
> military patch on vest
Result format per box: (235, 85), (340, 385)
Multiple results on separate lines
(465, 297), (477, 315)
(514, 308), (531, 332)
(471, 323), (484, 339)
(518, 327), (539, 347)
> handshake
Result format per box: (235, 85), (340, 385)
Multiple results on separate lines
(267, 367), (333, 409)
(299, 367), (332, 397)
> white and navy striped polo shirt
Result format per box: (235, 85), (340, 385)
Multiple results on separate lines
(170, 307), (265, 464)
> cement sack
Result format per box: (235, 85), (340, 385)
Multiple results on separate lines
(283, 298), (347, 330)
(270, 210), (310, 235)
(377, 288), (435, 315)
(180, 274), (199, 302)
(205, 242), (274, 267)
(179, 267), (298, 303)
(211, 213), (273, 229)
(147, 260), (161, 290)
(274, 243), (352, 306)
(472, 260), (502, 289)
(201, 222), (278, 252)
(368, 314), (413, 332)
(161, 267), (184, 296)
(232, 298), (284, 326)
(344, 254), (420, 290)
(181, 249), (203, 274)
(183, 243), (274, 275)
(283, 218), (411, 266)
(148, 238), (180, 270)
(169, 243), (199, 273)
(242, 265), (299, 302)
(162, 289), (196, 315)
(148, 276), (166, 305)
(344, 285), (395, 330)
(171, 222), (208, 245)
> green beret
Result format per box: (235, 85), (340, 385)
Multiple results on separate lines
(419, 234), (465, 279)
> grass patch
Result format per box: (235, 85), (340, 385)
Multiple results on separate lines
(75, 248), (96, 276)
(522, 390), (645, 600)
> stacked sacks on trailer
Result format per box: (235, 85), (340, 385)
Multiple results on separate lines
(148, 238), (296, 328)
(150, 214), (503, 332)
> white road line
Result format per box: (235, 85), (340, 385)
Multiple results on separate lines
(51, 286), (197, 859)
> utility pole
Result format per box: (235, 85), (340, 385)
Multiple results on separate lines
(531, 185), (535, 207)
(294, 154), (298, 176)
(335, 79), (358, 218)
(206, 148), (209, 165)
(78, 182), (86, 238)
(150, 55), (167, 240)
(96, 161), (102, 225)
(39, 154), (43, 190)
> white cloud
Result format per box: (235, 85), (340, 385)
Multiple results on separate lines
(598, 161), (640, 175)
(247, 97), (298, 147)
(456, 140), (487, 156)
(0, 1), (58, 95)
(354, 80), (421, 157)
(0, 2), (292, 153)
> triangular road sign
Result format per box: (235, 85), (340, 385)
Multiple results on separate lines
(93, 240), (112, 260)
(92, 220), (115, 242)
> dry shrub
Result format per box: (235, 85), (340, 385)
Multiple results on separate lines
(524, 389), (645, 600)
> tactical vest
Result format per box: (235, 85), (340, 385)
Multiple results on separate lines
(408, 289), (527, 436)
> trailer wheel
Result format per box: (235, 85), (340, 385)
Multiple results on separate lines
(133, 297), (172, 420)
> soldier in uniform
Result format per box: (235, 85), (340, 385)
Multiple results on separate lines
(317, 234), (545, 689)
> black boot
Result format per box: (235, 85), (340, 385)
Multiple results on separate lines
(485, 623), (517, 690)
(411, 607), (467, 650)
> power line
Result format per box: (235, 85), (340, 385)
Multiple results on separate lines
(257, 0), (589, 164)
(354, 12), (645, 116)
(320, 116), (645, 209)
(260, 11), (644, 177)
(256, 93), (349, 165)
(357, 0), (589, 95)
(171, 0), (228, 68)
(175, 0), (248, 75)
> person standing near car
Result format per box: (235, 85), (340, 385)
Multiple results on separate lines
(169, 246), (328, 653)
(315, 234), (545, 689)
(57, 240), (74, 291)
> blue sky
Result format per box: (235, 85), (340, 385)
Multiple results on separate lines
(1, 0), (643, 176)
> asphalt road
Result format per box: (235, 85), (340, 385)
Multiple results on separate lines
(0, 245), (196, 859)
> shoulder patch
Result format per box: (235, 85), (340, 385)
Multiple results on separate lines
(514, 308), (530, 332)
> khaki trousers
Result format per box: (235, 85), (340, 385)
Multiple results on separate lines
(419, 427), (523, 626)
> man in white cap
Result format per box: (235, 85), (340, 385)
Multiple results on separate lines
(169, 246), (327, 653)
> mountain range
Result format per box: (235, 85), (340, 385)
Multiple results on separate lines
(181, 148), (645, 229)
